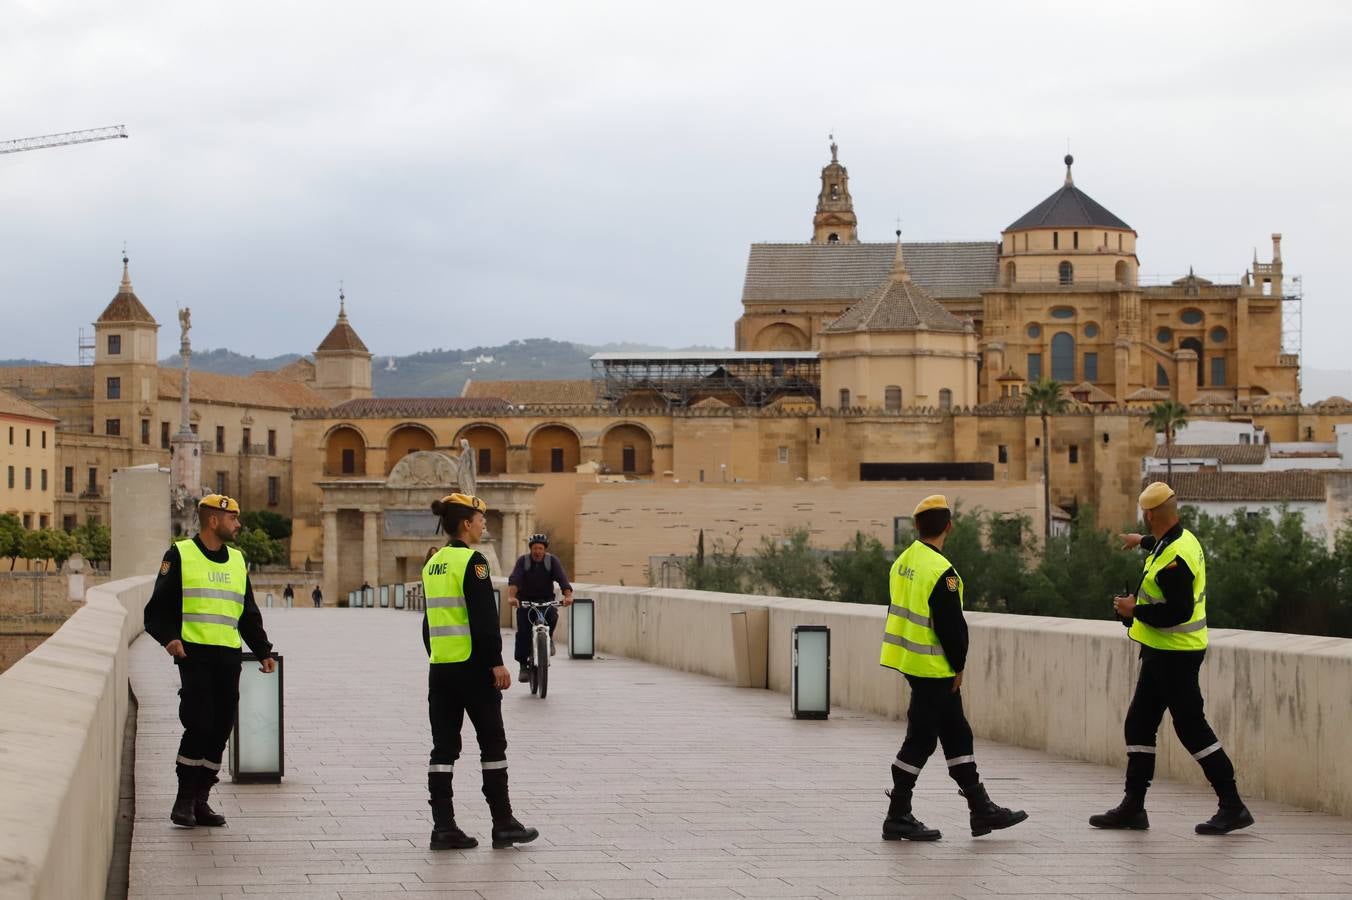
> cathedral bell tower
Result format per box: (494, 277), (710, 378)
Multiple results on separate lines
(811, 138), (858, 244)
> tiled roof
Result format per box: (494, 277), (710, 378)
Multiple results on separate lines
(741, 241), (998, 304)
(462, 379), (598, 405)
(312, 397), (513, 419)
(267, 358), (316, 382)
(0, 365), (94, 396)
(1156, 443), (1269, 465)
(157, 368), (328, 410)
(823, 251), (969, 334)
(96, 259), (157, 324)
(1005, 162), (1131, 231)
(317, 307), (369, 353)
(1158, 471), (1327, 503)
(1126, 387), (1169, 401)
(1068, 381), (1116, 404)
(0, 388), (59, 422)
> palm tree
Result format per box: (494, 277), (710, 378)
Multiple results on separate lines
(1024, 378), (1070, 542)
(1146, 400), (1190, 485)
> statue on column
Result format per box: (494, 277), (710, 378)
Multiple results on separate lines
(456, 438), (477, 498)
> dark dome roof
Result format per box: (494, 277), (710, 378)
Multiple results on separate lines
(1005, 159), (1131, 232)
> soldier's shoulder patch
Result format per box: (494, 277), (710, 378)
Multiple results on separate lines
(945, 575), (959, 592)
(474, 564), (489, 580)
(160, 560), (171, 576)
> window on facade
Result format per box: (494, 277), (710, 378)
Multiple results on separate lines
(5, 466), (12, 488)
(1026, 323), (1041, 339)
(1083, 352), (1098, 382)
(839, 388), (850, 409)
(998, 445), (1008, 463)
(1058, 261), (1074, 285)
(64, 467), (73, 493)
(6, 426), (11, 444)
(215, 472), (228, 494)
(1156, 364), (1169, 386)
(550, 448), (565, 473)
(24, 467), (31, 489)
(938, 388), (953, 411)
(141, 419), (150, 445)
(22, 513), (31, 529)
(242, 427), (252, 452)
(87, 467), (97, 491)
(41, 431), (46, 449)
(1180, 309), (1204, 325)
(215, 426), (225, 453)
(1118, 234), (1123, 251)
(341, 448), (355, 474)
(25, 428), (30, 447)
(267, 429), (277, 456)
(189, 423), (198, 435)
(1156, 327), (1173, 344)
(1073, 231), (1079, 250)
(827, 233), (839, 243)
(107, 334), (121, 355)
(40, 469), (47, 491)
(1053, 232), (1059, 250)
(1083, 322), (1099, 338)
(1051, 332), (1075, 381)
(62, 515), (76, 532)
(1027, 353), (1043, 382)
(106, 376), (121, 399)
(1069, 445), (1079, 464)
(1211, 357), (1227, 386)
(1050, 307), (1074, 319)
(777, 446), (789, 464)
(1210, 326), (1228, 343)
(884, 385), (902, 411)
(478, 447), (492, 474)
(39, 514), (49, 529)
(268, 476), (280, 505)
(622, 445), (636, 473)
(1103, 432), (1111, 445)
(105, 418), (121, 436)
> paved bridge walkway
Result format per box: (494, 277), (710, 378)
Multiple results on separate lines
(127, 609), (1352, 899)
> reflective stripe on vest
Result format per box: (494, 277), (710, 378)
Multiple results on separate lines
(423, 546), (477, 663)
(880, 540), (961, 678)
(176, 539), (245, 649)
(1130, 528), (1208, 650)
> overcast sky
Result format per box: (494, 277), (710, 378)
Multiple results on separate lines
(3, 1), (1350, 379)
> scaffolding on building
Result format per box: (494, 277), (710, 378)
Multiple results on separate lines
(77, 327), (96, 366)
(1283, 275), (1303, 398)
(591, 351), (821, 408)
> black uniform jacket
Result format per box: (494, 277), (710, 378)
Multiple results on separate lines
(421, 540), (504, 670)
(920, 540), (969, 675)
(144, 535), (274, 665)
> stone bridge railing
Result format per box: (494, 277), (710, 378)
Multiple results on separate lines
(0, 575), (153, 900)
(550, 583), (1352, 819)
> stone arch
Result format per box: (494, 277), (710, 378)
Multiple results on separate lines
(1114, 259), (1130, 284)
(324, 424), (367, 476)
(1003, 261), (1016, 286)
(385, 423), (437, 474)
(454, 423), (510, 475)
(1180, 337), (1204, 388)
(752, 322), (810, 351)
(527, 423), (582, 473)
(600, 422), (654, 475)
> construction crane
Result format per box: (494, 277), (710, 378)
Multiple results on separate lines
(0, 125), (128, 156)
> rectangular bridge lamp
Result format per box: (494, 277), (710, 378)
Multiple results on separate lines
(231, 653), (284, 783)
(394, 582), (406, 609)
(569, 598), (595, 660)
(379, 585), (389, 608)
(363, 586), (374, 608)
(791, 625), (830, 720)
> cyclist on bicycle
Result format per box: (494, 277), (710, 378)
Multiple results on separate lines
(507, 533), (573, 683)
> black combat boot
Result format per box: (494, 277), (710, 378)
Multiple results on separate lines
(1089, 793), (1149, 830)
(881, 787), (941, 842)
(429, 799), (478, 850)
(193, 768), (227, 827)
(1196, 801), (1254, 835)
(170, 770), (197, 828)
(962, 783), (1028, 837)
(491, 817), (539, 849)
(484, 769), (538, 849)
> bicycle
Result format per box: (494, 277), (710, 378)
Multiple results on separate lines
(519, 600), (562, 698)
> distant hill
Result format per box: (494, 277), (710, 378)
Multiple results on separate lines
(152, 339), (728, 398)
(0, 359), (61, 367)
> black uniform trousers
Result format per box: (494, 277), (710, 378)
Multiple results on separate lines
(175, 658), (241, 784)
(1124, 648), (1236, 799)
(427, 664), (512, 821)
(892, 674), (979, 790)
(514, 605), (558, 665)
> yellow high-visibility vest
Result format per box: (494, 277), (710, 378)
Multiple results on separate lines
(177, 539), (245, 649)
(880, 540), (961, 678)
(423, 546), (477, 663)
(1131, 529), (1208, 650)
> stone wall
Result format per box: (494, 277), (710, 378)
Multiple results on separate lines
(554, 581), (1352, 820)
(0, 574), (153, 899)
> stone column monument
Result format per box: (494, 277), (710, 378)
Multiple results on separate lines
(169, 308), (205, 536)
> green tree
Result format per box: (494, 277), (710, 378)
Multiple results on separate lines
(1032, 507), (1139, 619)
(684, 530), (747, 593)
(1145, 400), (1190, 484)
(20, 529), (76, 572)
(752, 528), (828, 599)
(0, 513), (23, 571)
(73, 521), (111, 568)
(825, 532), (892, 605)
(241, 510), (292, 540)
(233, 527), (282, 571)
(1024, 378), (1070, 542)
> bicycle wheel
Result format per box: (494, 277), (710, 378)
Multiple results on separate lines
(528, 647), (539, 695)
(535, 629), (550, 699)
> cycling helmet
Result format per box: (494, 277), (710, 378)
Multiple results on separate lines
(527, 533), (549, 548)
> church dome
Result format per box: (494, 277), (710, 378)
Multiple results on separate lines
(1005, 155), (1131, 233)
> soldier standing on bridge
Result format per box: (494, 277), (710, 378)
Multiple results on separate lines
(421, 493), (538, 851)
(144, 494), (275, 828)
(1094, 482), (1254, 834)
(879, 495), (1028, 841)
